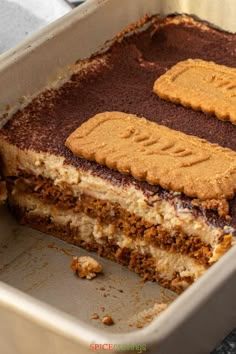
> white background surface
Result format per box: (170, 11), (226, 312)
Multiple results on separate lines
(0, 0), (72, 53)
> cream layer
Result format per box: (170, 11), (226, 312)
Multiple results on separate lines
(10, 192), (206, 285)
(1, 141), (233, 263)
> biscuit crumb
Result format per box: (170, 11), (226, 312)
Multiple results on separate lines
(102, 315), (114, 326)
(90, 313), (99, 320)
(71, 256), (102, 279)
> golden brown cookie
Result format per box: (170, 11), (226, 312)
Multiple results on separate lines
(66, 111), (236, 200)
(153, 59), (236, 124)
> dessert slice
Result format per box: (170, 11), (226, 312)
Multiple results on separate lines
(0, 15), (236, 293)
(0, 111), (234, 293)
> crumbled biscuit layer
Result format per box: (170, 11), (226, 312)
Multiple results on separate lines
(10, 202), (197, 293)
(7, 175), (233, 265)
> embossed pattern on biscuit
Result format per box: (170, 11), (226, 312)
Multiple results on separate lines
(65, 111), (236, 201)
(153, 59), (236, 124)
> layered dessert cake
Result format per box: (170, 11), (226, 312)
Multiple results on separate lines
(0, 15), (236, 293)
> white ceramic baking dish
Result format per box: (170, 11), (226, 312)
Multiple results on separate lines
(0, 1), (236, 353)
